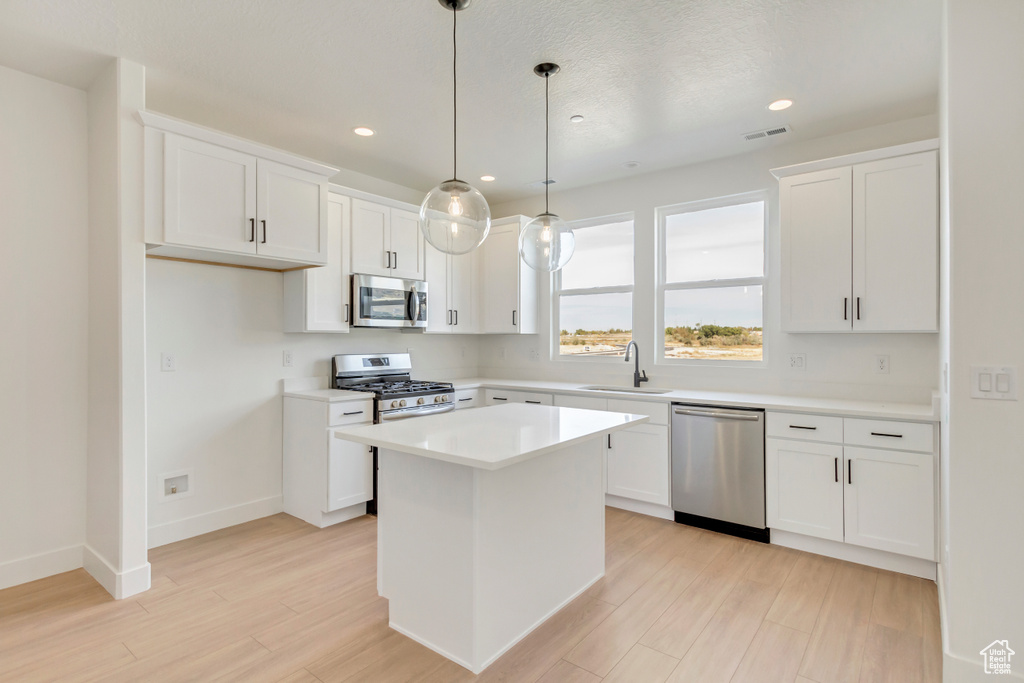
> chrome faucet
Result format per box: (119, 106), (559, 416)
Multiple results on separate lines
(624, 341), (649, 388)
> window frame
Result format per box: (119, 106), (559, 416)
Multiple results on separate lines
(655, 191), (769, 367)
(551, 212), (636, 363)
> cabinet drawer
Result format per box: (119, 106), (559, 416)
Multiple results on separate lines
(453, 389), (482, 410)
(554, 394), (608, 411)
(766, 412), (843, 443)
(607, 399), (669, 426)
(843, 418), (935, 453)
(328, 400), (374, 427)
(485, 389), (553, 406)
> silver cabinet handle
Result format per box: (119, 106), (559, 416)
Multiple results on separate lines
(261, 219), (267, 244)
(870, 432), (903, 438)
(453, 310), (458, 326)
(458, 397), (473, 402)
(393, 251), (398, 269)
(673, 408), (760, 421)
(512, 310), (517, 326)
(448, 310), (452, 325)
(344, 303), (350, 323)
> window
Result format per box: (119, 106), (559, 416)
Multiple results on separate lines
(659, 197), (765, 362)
(555, 216), (634, 358)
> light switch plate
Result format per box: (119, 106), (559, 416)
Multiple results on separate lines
(788, 353), (806, 371)
(970, 366), (1017, 400)
(161, 353), (176, 372)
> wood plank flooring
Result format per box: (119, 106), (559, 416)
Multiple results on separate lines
(0, 509), (941, 682)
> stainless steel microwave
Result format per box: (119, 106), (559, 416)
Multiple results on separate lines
(351, 274), (428, 328)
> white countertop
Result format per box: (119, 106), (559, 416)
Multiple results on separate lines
(283, 388), (372, 403)
(334, 403), (649, 470)
(451, 377), (939, 422)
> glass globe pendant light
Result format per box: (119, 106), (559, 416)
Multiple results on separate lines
(520, 63), (574, 272)
(419, 0), (490, 255)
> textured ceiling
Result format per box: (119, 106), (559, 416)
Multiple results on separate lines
(0, 0), (941, 203)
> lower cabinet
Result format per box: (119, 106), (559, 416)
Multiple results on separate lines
(452, 388), (482, 410)
(554, 393), (670, 506)
(284, 397), (374, 528)
(766, 411), (937, 561)
(485, 389), (553, 406)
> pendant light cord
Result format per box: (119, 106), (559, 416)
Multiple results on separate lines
(544, 71), (550, 214)
(452, 6), (458, 180)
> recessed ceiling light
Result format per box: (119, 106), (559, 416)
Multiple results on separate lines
(480, 175), (495, 182)
(570, 114), (584, 123)
(353, 127), (375, 136)
(623, 161), (641, 169)
(767, 99), (793, 111)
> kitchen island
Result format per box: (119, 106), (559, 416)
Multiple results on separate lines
(334, 402), (648, 674)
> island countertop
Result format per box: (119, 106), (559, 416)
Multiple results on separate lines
(334, 403), (649, 471)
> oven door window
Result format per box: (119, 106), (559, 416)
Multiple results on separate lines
(359, 286), (420, 322)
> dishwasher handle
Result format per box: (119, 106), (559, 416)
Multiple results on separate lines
(673, 407), (761, 421)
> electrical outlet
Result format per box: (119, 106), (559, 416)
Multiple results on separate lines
(282, 350), (294, 368)
(499, 347), (507, 360)
(788, 353), (806, 371)
(875, 355), (890, 374)
(161, 353), (176, 372)
(529, 348), (540, 361)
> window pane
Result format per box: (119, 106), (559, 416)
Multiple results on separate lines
(665, 201), (764, 283)
(664, 286), (763, 361)
(560, 220), (634, 290)
(559, 292), (632, 357)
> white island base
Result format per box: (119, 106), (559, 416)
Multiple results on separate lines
(378, 439), (603, 673)
(336, 403), (648, 674)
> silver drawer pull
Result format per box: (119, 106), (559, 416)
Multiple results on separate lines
(789, 425), (817, 430)
(458, 397), (473, 402)
(673, 408), (760, 421)
(342, 410), (364, 416)
(870, 431), (903, 438)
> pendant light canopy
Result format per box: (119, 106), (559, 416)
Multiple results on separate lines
(520, 63), (575, 272)
(420, 0), (490, 256)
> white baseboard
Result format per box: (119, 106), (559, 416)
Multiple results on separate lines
(0, 545), (83, 591)
(148, 495), (284, 548)
(82, 545), (152, 599)
(605, 494), (674, 520)
(771, 530), (937, 580)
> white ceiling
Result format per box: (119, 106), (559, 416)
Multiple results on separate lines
(0, 0), (940, 204)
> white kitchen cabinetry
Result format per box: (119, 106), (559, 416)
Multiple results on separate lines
(777, 144), (938, 333)
(765, 410), (936, 561)
(426, 244), (477, 333)
(485, 389), (552, 405)
(141, 111), (335, 270)
(350, 199), (424, 280)
(479, 217), (538, 334)
(554, 393), (670, 507)
(452, 388), (482, 410)
(283, 192), (352, 333)
(284, 397), (374, 528)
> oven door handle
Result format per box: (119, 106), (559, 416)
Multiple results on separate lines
(379, 402), (454, 421)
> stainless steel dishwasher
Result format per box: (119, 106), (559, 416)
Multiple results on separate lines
(671, 403), (768, 542)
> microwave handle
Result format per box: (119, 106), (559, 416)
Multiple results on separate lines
(408, 288), (421, 322)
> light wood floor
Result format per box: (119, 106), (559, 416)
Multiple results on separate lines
(0, 509), (941, 682)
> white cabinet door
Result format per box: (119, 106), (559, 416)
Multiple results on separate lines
(780, 166), (853, 332)
(351, 199), (391, 276)
(452, 388), (482, 410)
(606, 424), (670, 505)
(852, 151), (938, 332)
(163, 134), (257, 254)
(449, 251), (476, 333)
(425, 246), (450, 333)
(389, 208), (425, 280)
(484, 389), (552, 405)
(766, 438), (845, 542)
(327, 436), (374, 512)
(284, 193), (351, 333)
(254, 159), (328, 264)
(481, 222), (521, 333)
(843, 446), (936, 560)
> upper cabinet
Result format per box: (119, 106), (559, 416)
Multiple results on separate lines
(425, 244), (477, 334)
(141, 111), (336, 270)
(283, 192), (352, 333)
(479, 217), (539, 334)
(350, 199), (425, 280)
(775, 142), (938, 333)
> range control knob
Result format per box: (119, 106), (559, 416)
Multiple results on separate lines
(434, 395), (442, 403)
(417, 397), (425, 405)
(441, 395), (449, 403)
(399, 399), (407, 407)
(390, 400), (398, 409)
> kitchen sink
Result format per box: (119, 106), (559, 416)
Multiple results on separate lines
(580, 385), (673, 395)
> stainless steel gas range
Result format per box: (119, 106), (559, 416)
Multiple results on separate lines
(330, 352), (454, 513)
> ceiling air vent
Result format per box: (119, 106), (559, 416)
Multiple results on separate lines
(743, 124), (791, 142)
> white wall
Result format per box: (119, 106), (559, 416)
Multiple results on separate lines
(941, 2), (1024, 680)
(0, 65), (89, 589)
(488, 116), (941, 405)
(146, 258), (480, 547)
